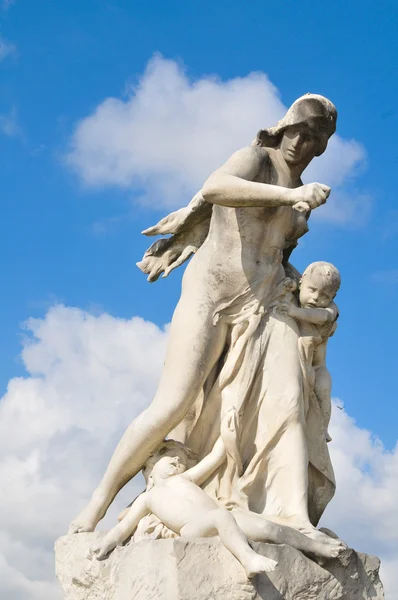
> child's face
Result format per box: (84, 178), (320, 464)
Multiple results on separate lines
(150, 451), (187, 482)
(299, 273), (336, 308)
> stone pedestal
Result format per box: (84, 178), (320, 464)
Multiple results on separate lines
(55, 533), (384, 600)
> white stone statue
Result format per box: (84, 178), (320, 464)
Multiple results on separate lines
(69, 93), (342, 550)
(87, 412), (344, 576)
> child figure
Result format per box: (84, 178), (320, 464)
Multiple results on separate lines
(89, 412), (346, 575)
(278, 261), (340, 442)
(88, 434), (277, 578)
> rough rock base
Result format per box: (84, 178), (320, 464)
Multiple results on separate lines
(55, 533), (384, 600)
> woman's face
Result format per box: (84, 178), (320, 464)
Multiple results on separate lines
(280, 125), (320, 166)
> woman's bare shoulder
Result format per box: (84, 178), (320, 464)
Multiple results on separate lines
(229, 144), (270, 164)
(214, 145), (271, 179)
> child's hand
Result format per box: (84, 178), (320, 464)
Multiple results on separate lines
(274, 301), (291, 317)
(86, 531), (122, 561)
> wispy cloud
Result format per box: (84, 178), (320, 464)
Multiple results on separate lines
(2, 0), (15, 9)
(0, 34), (16, 61)
(326, 403), (398, 596)
(310, 189), (373, 226)
(66, 55), (368, 225)
(0, 106), (22, 138)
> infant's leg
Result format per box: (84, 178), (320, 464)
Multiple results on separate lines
(180, 508), (277, 578)
(232, 509), (346, 560)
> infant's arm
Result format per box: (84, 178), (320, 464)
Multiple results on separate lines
(89, 493), (150, 560)
(114, 492), (150, 542)
(290, 302), (337, 326)
(183, 437), (226, 486)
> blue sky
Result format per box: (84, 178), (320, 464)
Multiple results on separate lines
(1, 0), (397, 442)
(0, 1), (397, 597)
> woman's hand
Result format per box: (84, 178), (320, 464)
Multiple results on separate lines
(288, 183), (330, 210)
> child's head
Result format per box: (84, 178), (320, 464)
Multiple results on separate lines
(299, 261), (340, 309)
(143, 440), (197, 488)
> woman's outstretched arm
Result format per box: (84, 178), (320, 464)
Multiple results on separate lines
(202, 146), (329, 209)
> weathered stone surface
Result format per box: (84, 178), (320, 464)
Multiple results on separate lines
(55, 533), (384, 600)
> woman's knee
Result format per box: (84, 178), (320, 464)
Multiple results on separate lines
(139, 395), (195, 435)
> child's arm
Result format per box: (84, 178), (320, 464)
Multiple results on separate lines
(89, 493), (150, 560)
(183, 436), (226, 486)
(90, 493), (150, 560)
(288, 303), (337, 326)
(113, 492), (150, 542)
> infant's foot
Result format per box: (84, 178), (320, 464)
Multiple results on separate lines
(244, 554), (278, 578)
(86, 533), (121, 561)
(69, 498), (106, 534)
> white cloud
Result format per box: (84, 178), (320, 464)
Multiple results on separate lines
(66, 55), (367, 223)
(310, 189), (373, 226)
(0, 306), (396, 598)
(0, 107), (22, 138)
(0, 34), (16, 61)
(2, 0), (15, 10)
(324, 405), (398, 597)
(0, 306), (168, 599)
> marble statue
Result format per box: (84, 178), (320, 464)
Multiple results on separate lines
(58, 92), (386, 599)
(69, 92), (339, 541)
(56, 94), (383, 600)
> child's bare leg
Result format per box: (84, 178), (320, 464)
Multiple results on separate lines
(314, 367), (332, 441)
(232, 509), (346, 560)
(69, 301), (227, 534)
(180, 508), (278, 578)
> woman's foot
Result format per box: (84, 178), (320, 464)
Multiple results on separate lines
(295, 522), (346, 549)
(309, 537), (347, 560)
(265, 514), (346, 549)
(243, 553), (278, 578)
(69, 496), (106, 534)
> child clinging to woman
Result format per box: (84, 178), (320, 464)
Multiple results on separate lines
(277, 261), (340, 442)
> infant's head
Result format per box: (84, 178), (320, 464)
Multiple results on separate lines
(143, 440), (197, 488)
(299, 261), (340, 309)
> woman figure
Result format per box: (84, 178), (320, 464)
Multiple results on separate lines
(70, 93), (337, 538)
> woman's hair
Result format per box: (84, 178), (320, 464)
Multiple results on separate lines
(142, 439), (197, 483)
(301, 261), (341, 294)
(254, 93), (337, 157)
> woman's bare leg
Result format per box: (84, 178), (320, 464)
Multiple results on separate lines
(69, 297), (228, 533)
(232, 510), (346, 560)
(180, 508), (278, 578)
